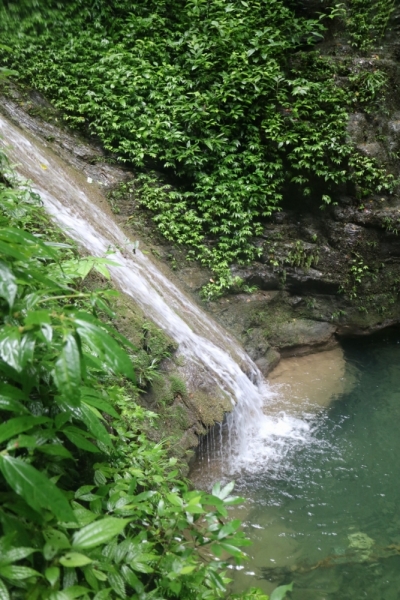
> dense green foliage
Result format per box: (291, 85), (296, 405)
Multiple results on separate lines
(0, 144), (295, 598)
(347, 0), (396, 49)
(1, 0), (397, 296)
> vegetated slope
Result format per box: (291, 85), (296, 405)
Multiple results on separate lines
(0, 0), (396, 296)
(0, 134), (281, 599)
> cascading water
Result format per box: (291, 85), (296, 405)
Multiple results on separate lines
(0, 111), (313, 476)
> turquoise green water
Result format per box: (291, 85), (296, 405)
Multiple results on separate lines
(231, 335), (400, 599)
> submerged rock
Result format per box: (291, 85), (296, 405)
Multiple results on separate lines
(348, 532), (375, 562)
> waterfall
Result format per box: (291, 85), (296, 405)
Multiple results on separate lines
(0, 112), (312, 477)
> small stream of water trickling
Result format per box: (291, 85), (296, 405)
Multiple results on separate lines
(0, 113), (314, 474)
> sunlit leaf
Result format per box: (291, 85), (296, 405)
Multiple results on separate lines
(72, 518), (130, 550)
(0, 565), (41, 580)
(0, 455), (76, 522)
(53, 335), (81, 405)
(59, 552), (93, 567)
(0, 262), (17, 308)
(0, 416), (50, 445)
(0, 578), (10, 600)
(45, 566), (60, 586)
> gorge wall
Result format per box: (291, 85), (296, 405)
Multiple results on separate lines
(2, 5), (400, 445)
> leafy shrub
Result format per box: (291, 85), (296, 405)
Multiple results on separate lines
(346, 0), (396, 49)
(0, 146), (296, 599)
(0, 0), (396, 296)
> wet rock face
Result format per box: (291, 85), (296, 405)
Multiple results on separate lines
(200, 38), (400, 368)
(206, 197), (400, 369)
(4, 44), (400, 381)
(266, 319), (337, 357)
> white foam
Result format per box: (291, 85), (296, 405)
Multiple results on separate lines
(0, 114), (314, 476)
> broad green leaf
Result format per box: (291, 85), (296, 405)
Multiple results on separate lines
(210, 543), (222, 558)
(0, 397), (28, 414)
(0, 262), (17, 308)
(130, 556), (154, 574)
(0, 227), (56, 258)
(100, 323), (137, 352)
(0, 546), (36, 566)
(24, 310), (52, 325)
(222, 495), (242, 506)
(237, 588), (269, 600)
(74, 313), (135, 380)
(0, 416), (50, 445)
(56, 258), (93, 281)
(94, 470), (107, 486)
(0, 240), (26, 261)
(93, 262), (111, 279)
(43, 530), (71, 559)
(219, 481), (235, 500)
(167, 493), (183, 507)
(0, 578), (10, 600)
(218, 542), (246, 559)
(93, 589), (112, 600)
(92, 569), (107, 582)
(108, 571), (126, 598)
(129, 491), (156, 503)
(92, 295), (115, 318)
(72, 518), (130, 550)
(20, 333), (35, 368)
(56, 586), (91, 599)
(82, 565), (99, 592)
(0, 565), (41, 579)
(53, 335), (81, 405)
(211, 482), (221, 497)
(180, 565), (195, 575)
(59, 552), (93, 567)
(0, 328), (21, 372)
(185, 504), (204, 514)
(8, 434), (40, 451)
(40, 323), (53, 343)
(0, 383), (27, 403)
(186, 494), (202, 505)
(62, 429), (100, 453)
(0, 455), (76, 522)
(81, 396), (119, 419)
(121, 566), (143, 593)
(66, 502), (98, 528)
(0, 330), (35, 373)
(48, 592), (70, 600)
(217, 519), (241, 539)
(37, 444), (74, 459)
(45, 566), (60, 586)
(74, 485), (95, 499)
(54, 411), (71, 430)
(270, 583), (293, 600)
(79, 403), (111, 448)
(169, 581), (182, 595)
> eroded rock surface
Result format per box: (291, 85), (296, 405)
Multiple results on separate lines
(4, 39), (400, 383)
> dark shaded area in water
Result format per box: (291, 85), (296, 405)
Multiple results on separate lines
(232, 331), (400, 599)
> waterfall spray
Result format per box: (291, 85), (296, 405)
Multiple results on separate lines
(0, 112), (313, 476)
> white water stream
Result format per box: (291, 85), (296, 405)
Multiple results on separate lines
(0, 113), (313, 475)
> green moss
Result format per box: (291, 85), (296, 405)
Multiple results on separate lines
(249, 302), (294, 340)
(169, 374), (187, 398)
(189, 390), (231, 427)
